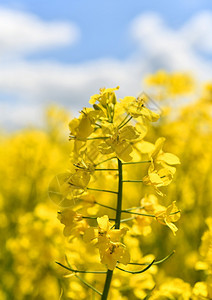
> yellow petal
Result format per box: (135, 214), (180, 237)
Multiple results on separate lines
(165, 220), (178, 236)
(120, 126), (139, 140)
(160, 152), (181, 165)
(83, 227), (97, 243)
(78, 117), (93, 138)
(151, 137), (166, 158)
(97, 215), (110, 231)
(149, 173), (164, 184)
(135, 140), (154, 154)
(115, 141), (133, 162)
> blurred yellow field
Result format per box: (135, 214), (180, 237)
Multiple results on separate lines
(1, 72), (212, 299)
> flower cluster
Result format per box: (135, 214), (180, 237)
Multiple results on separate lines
(84, 215), (130, 270)
(48, 86), (181, 299)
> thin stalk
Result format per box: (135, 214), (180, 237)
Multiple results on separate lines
(95, 156), (117, 166)
(118, 116), (133, 129)
(95, 168), (118, 171)
(106, 104), (112, 122)
(69, 136), (109, 141)
(124, 205), (145, 211)
(63, 257), (103, 296)
(101, 159), (123, 300)
(120, 217), (135, 222)
(82, 216), (98, 220)
(128, 251), (175, 266)
(56, 262), (107, 274)
(118, 113), (130, 128)
(122, 180), (143, 183)
(86, 137), (110, 140)
(94, 123), (102, 128)
(74, 274), (103, 296)
(122, 160), (151, 165)
(94, 201), (117, 211)
(122, 210), (155, 217)
(116, 259), (155, 274)
(87, 187), (118, 194)
(82, 216), (116, 221)
(73, 164), (117, 172)
(121, 210), (181, 218)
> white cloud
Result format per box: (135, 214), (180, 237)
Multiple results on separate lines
(0, 101), (43, 130)
(180, 11), (212, 53)
(130, 12), (212, 76)
(1, 9), (212, 129)
(0, 59), (142, 105)
(0, 7), (80, 58)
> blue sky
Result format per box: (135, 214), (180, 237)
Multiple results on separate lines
(1, 0), (212, 129)
(3, 0), (212, 62)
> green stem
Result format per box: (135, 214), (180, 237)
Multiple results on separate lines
(101, 159), (123, 300)
(101, 270), (113, 300)
(115, 159), (123, 229)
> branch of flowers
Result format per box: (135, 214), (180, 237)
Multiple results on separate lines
(122, 160), (151, 165)
(116, 259), (155, 274)
(127, 251), (175, 266)
(101, 159), (123, 300)
(87, 187), (118, 194)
